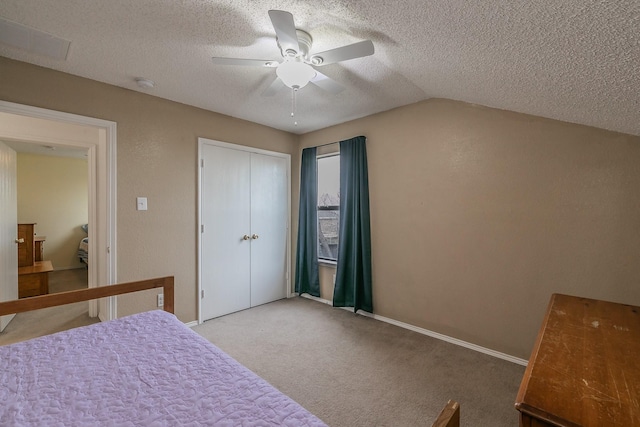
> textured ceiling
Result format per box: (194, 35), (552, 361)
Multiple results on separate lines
(0, 0), (638, 135)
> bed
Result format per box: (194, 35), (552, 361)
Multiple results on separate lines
(78, 224), (89, 265)
(0, 277), (327, 426)
(78, 237), (89, 265)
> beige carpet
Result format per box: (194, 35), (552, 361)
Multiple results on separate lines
(0, 268), (97, 346)
(48, 267), (89, 293)
(192, 297), (525, 427)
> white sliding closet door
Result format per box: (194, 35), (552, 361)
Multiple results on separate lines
(200, 140), (289, 322)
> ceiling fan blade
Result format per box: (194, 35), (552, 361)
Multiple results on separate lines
(311, 40), (374, 66)
(268, 10), (300, 54)
(310, 71), (344, 94)
(212, 57), (278, 67)
(262, 77), (286, 96)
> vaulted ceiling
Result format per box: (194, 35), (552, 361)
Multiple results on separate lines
(1, 1), (638, 135)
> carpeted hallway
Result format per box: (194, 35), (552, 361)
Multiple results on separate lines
(192, 297), (525, 427)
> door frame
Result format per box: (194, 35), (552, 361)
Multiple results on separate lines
(197, 138), (291, 325)
(0, 101), (117, 320)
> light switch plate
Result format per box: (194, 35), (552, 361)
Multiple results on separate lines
(136, 197), (148, 211)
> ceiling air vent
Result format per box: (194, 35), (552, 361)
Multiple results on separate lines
(0, 17), (70, 60)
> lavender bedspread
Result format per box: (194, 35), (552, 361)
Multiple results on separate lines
(0, 310), (327, 426)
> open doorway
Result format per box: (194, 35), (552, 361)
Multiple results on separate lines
(0, 101), (116, 342)
(10, 143), (89, 286)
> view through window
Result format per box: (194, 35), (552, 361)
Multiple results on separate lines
(317, 154), (340, 261)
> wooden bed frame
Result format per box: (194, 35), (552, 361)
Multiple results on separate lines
(0, 276), (174, 317)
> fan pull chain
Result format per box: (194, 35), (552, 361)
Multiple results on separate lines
(291, 87), (298, 126)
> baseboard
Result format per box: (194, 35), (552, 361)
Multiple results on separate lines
(298, 293), (528, 366)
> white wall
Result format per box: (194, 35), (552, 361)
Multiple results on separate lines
(17, 153), (88, 270)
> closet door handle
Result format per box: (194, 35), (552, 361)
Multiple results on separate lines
(15, 238), (24, 244)
(251, 234), (259, 240)
(242, 234), (251, 241)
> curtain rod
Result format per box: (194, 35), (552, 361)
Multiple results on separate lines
(308, 141), (339, 149)
(306, 135), (365, 149)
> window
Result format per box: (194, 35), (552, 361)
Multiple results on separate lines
(317, 154), (340, 262)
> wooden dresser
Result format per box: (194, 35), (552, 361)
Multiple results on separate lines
(17, 223), (52, 298)
(515, 294), (640, 426)
(17, 223), (36, 267)
(18, 260), (53, 298)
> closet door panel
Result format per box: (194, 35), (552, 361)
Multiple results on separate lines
(250, 153), (288, 307)
(201, 144), (251, 320)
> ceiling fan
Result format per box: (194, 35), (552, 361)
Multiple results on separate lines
(211, 10), (375, 96)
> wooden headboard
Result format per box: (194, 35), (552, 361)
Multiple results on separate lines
(0, 276), (174, 317)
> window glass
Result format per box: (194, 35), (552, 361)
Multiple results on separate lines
(317, 155), (340, 261)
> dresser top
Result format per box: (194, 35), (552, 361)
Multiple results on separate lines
(515, 293), (640, 427)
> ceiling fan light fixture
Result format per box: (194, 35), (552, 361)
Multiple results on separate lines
(276, 60), (316, 89)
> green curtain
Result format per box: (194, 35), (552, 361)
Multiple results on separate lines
(333, 136), (373, 313)
(295, 147), (320, 296)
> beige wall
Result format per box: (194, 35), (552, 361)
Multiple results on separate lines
(17, 153), (88, 270)
(1, 57), (298, 322)
(4, 56), (640, 361)
(299, 99), (640, 359)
